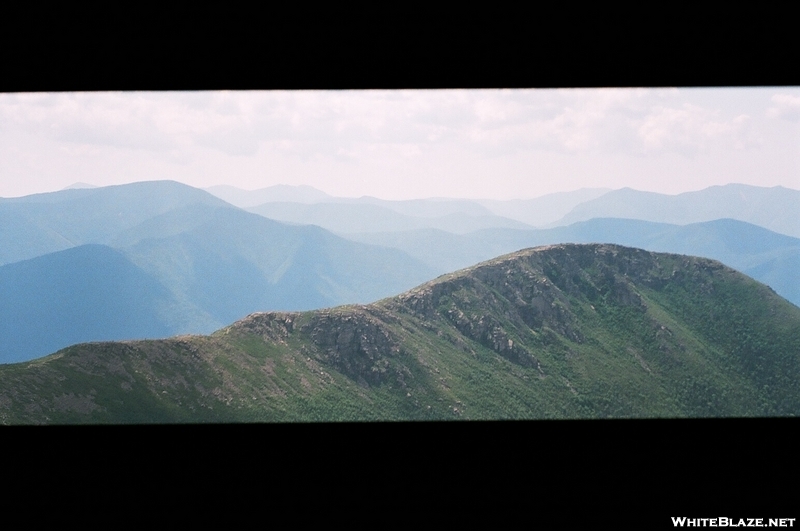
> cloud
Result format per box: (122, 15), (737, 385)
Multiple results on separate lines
(456, 89), (765, 158)
(449, 88), (652, 156)
(0, 92), (178, 151)
(636, 103), (759, 156)
(767, 93), (800, 121)
(0, 88), (771, 167)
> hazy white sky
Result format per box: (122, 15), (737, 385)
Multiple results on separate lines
(0, 88), (798, 200)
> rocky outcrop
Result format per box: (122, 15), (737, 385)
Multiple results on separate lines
(231, 244), (738, 380)
(227, 311), (298, 343)
(300, 308), (404, 387)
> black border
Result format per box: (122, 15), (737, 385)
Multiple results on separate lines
(6, 417), (798, 525)
(2, 6), (798, 92)
(3, 7), (797, 525)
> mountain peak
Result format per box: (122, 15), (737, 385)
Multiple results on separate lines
(3, 242), (800, 423)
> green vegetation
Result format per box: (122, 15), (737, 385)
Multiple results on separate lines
(1, 243), (798, 424)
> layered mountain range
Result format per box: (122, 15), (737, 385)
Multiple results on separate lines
(0, 182), (437, 362)
(1, 244), (798, 424)
(1, 180), (798, 369)
(212, 183), (800, 310)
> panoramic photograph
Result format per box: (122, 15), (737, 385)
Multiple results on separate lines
(0, 87), (798, 424)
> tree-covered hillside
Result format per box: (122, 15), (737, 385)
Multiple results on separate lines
(1, 244), (798, 424)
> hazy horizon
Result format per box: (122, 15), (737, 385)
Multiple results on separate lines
(33, 179), (800, 203)
(1, 88), (798, 200)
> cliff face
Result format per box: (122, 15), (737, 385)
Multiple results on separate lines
(2, 243), (800, 424)
(231, 308), (405, 387)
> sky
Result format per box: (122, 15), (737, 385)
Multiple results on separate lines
(0, 87), (798, 200)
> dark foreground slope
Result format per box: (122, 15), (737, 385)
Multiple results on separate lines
(1, 244), (798, 424)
